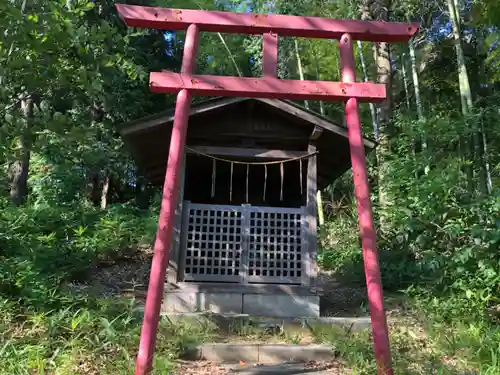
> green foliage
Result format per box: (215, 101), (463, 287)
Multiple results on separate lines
(319, 108), (500, 322)
(0, 198), (158, 309)
(1, 0), (500, 372)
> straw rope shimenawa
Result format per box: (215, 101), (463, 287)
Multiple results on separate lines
(185, 146), (319, 202)
(185, 146), (319, 165)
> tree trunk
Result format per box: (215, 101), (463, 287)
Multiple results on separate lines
(316, 190), (325, 226)
(86, 171), (100, 205)
(447, 0), (477, 193)
(365, 0), (393, 230)
(401, 53), (420, 179)
(401, 53), (411, 110)
(357, 40), (379, 140)
(480, 122), (493, 194)
(195, 3), (243, 77)
(294, 38), (309, 109)
(7, 0), (31, 206)
(217, 32), (243, 77)
(319, 100), (325, 116)
(474, 29), (493, 195)
(100, 171), (110, 210)
(408, 41), (430, 174)
(474, 126), (487, 195)
(314, 55), (326, 116)
(408, 39), (425, 122)
(9, 95), (33, 205)
(448, 0), (473, 112)
(313, 53), (325, 223)
(375, 40), (393, 223)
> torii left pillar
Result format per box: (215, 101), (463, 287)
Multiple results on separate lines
(134, 24), (200, 375)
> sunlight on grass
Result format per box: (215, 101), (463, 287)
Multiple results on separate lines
(309, 312), (500, 375)
(0, 298), (215, 375)
(1, 294), (499, 375)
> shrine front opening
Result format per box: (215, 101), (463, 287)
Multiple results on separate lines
(182, 153), (307, 285)
(119, 97), (375, 317)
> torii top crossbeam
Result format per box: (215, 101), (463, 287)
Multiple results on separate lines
(115, 4), (419, 375)
(117, 5), (417, 103)
(116, 4), (418, 42)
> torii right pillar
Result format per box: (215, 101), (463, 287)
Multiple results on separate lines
(340, 33), (393, 374)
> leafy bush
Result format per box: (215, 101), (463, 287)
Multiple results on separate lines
(0, 198), (158, 310)
(319, 113), (500, 323)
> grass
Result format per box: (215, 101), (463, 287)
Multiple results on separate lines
(206, 307), (500, 374)
(309, 309), (500, 374)
(0, 297), (216, 375)
(1, 295), (499, 374)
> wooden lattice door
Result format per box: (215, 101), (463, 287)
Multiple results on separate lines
(182, 203), (244, 282)
(246, 207), (304, 284)
(180, 202), (307, 284)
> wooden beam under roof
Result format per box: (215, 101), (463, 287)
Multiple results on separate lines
(186, 146), (309, 159)
(310, 126), (323, 141)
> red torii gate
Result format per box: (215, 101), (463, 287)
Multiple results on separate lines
(115, 4), (419, 375)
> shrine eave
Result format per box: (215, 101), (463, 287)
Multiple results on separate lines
(117, 97), (376, 189)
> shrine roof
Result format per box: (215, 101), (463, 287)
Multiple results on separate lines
(117, 97), (376, 189)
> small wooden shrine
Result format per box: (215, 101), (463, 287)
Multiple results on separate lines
(119, 97), (375, 317)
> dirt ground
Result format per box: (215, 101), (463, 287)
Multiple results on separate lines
(65, 246), (371, 317)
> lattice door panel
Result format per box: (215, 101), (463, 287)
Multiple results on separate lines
(246, 207), (304, 284)
(182, 203), (243, 282)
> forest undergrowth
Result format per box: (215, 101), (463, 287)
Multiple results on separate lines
(1, 0), (500, 373)
(0, 177), (498, 374)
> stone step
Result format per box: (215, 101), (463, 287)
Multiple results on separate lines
(163, 312), (372, 332)
(222, 363), (337, 375)
(182, 343), (337, 364)
(174, 360), (344, 375)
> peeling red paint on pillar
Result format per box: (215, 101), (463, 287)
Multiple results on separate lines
(134, 24), (200, 375)
(339, 33), (393, 375)
(263, 32), (278, 77)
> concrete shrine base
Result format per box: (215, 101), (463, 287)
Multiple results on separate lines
(161, 283), (321, 318)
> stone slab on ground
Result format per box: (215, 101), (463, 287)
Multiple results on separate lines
(162, 292), (243, 313)
(173, 361), (346, 375)
(258, 344), (336, 364)
(222, 363), (341, 375)
(251, 316), (371, 332)
(163, 311), (372, 332)
(193, 344), (259, 363)
(160, 291), (320, 318)
(242, 294), (320, 318)
(182, 343), (337, 364)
